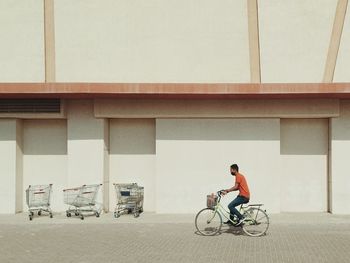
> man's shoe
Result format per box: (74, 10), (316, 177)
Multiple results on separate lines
(224, 220), (234, 225)
(234, 217), (246, 227)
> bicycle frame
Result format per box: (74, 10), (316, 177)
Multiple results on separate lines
(213, 202), (248, 223)
(210, 192), (260, 224)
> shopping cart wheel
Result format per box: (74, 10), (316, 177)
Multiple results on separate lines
(114, 212), (120, 218)
(95, 212), (100, 218)
(38, 211), (42, 216)
(50, 213), (53, 218)
(134, 212), (139, 218)
(29, 215), (33, 221)
(80, 215), (84, 220)
(66, 212), (71, 217)
(75, 212), (79, 216)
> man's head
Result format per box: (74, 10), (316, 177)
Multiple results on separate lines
(230, 164), (239, 176)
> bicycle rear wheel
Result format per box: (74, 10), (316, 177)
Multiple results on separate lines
(195, 208), (222, 236)
(242, 207), (269, 237)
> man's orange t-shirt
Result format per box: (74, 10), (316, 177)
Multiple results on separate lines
(235, 172), (250, 199)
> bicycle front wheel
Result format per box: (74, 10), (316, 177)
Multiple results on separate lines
(242, 207), (269, 237)
(195, 208), (222, 236)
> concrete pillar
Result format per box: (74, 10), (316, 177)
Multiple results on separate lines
(0, 120), (23, 214)
(330, 100), (350, 214)
(109, 119), (156, 212)
(16, 120), (23, 213)
(103, 119), (109, 212)
(67, 100), (109, 211)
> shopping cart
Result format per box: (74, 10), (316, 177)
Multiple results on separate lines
(113, 183), (144, 218)
(63, 184), (102, 220)
(26, 184), (53, 221)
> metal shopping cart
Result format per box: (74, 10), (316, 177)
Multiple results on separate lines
(113, 183), (144, 218)
(63, 184), (102, 220)
(26, 184), (53, 221)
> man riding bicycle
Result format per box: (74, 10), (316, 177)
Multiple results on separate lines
(222, 164), (250, 226)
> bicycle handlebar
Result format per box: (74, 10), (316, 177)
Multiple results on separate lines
(217, 190), (225, 196)
(216, 190), (226, 202)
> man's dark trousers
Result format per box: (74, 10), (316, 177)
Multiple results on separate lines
(228, 195), (249, 221)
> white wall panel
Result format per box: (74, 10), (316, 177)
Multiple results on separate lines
(0, 120), (20, 213)
(259, 0), (337, 82)
(55, 0), (249, 82)
(331, 100), (350, 214)
(280, 119), (328, 212)
(156, 119), (281, 214)
(0, 0), (44, 81)
(23, 120), (67, 212)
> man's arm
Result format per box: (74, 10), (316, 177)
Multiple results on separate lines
(222, 183), (239, 195)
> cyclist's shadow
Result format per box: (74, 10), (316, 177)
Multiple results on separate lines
(194, 225), (244, 236)
(220, 225), (245, 236)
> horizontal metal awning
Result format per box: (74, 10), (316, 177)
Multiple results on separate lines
(0, 83), (350, 99)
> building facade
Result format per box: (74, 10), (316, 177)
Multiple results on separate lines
(0, 0), (350, 214)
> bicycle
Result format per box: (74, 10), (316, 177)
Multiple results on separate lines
(195, 190), (269, 237)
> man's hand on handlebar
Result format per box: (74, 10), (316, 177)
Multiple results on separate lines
(219, 190), (228, 196)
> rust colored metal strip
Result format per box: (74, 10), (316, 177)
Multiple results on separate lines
(0, 83), (350, 99)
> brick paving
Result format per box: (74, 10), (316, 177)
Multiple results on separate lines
(0, 213), (349, 263)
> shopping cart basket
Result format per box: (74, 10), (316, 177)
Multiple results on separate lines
(63, 184), (102, 220)
(113, 183), (144, 218)
(26, 184), (53, 221)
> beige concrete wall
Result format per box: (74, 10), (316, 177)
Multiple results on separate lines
(259, 0), (337, 82)
(109, 119), (156, 212)
(0, 1), (348, 83)
(156, 119), (281, 213)
(2, 99), (350, 214)
(280, 119), (328, 212)
(0, 1), (347, 83)
(22, 120), (67, 212)
(0, 120), (22, 213)
(331, 100), (350, 214)
(55, 0), (249, 82)
(334, 3), (350, 82)
(0, 0), (44, 82)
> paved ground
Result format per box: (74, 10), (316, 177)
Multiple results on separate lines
(0, 212), (349, 263)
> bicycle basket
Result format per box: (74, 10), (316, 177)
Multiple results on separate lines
(206, 195), (218, 208)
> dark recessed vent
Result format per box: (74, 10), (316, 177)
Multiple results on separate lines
(0, 99), (61, 113)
